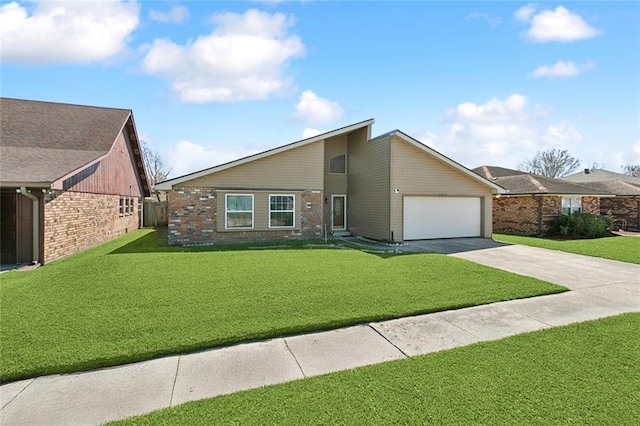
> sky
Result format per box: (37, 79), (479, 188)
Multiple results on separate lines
(1, 0), (639, 178)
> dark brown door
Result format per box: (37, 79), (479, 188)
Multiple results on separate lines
(1, 193), (17, 264)
(16, 195), (34, 264)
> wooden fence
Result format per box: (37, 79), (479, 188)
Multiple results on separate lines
(143, 200), (168, 227)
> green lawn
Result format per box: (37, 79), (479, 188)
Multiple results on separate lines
(114, 313), (640, 425)
(494, 233), (640, 264)
(1, 229), (565, 383)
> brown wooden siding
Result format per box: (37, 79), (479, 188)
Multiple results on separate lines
(323, 135), (349, 228)
(347, 131), (391, 241)
(52, 128), (144, 198)
(390, 136), (493, 241)
(184, 141), (325, 190)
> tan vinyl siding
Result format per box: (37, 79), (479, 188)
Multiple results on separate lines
(217, 190), (302, 232)
(183, 141), (324, 190)
(323, 135), (349, 227)
(347, 131), (391, 241)
(390, 136), (493, 241)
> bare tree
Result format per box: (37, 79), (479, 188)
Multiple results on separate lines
(517, 149), (581, 178)
(141, 141), (173, 188)
(622, 164), (640, 177)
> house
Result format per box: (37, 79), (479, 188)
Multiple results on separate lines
(563, 169), (640, 229)
(472, 166), (613, 235)
(156, 120), (504, 245)
(0, 98), (150, 265)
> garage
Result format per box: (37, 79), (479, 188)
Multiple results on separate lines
(403, 196), (481, 240)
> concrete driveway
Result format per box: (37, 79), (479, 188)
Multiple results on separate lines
(403, 237), (510, 254)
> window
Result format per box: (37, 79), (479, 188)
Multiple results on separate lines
(226, 194), (253, 229)
(119, 197), (134, 216)
(562, 197), (582, 215)
(269, 195), (295, 228)
(329, 154), (346, 174)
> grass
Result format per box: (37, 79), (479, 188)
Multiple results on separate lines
(0, 229), (565, 383)
(113, 313), (640, 425)
(494, 233), (640, 264)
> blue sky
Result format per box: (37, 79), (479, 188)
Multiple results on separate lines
(2, 1), (638, 177)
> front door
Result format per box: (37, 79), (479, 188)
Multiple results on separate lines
(332, 195), (346, 231)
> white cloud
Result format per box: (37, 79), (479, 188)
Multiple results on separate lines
(149, 5), (189, 24)
(465, 12), (501, 27)
(141, 9), (305, 103)
(633, 140), (640, 157)
(169, 140), (260, 176)
(519, 5), (601, 42)
(418, 94), (588, 169)
(530, 60), (595, 79)
(544, 122), (583, 144)
(514, 3), (537, 22)
(0, 0), (139, 64)
(302, 128), (322, 139)
(293, 90), (343, 125)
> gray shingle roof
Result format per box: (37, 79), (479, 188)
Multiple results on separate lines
(563, 168), (640, 185)
(495, 174), (613, 195)
(471, 165), (527, 179)
(0, 97), (132, 184)
(574, 180), (640, 196)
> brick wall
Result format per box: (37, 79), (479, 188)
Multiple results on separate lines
(168, 187), (323, 246)
(493, 195), (561, 235)
(582, 196), (600, 214)
(43, 191), (139, 263)
(601, 196), (639, 229)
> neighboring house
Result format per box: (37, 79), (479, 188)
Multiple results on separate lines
(0, 98), (150, 265)
(156, 120), (504, 246)
(472, 166), (613, 235)
(563, 169), (640, 229)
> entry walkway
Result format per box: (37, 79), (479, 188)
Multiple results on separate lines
(2, 245), (638, 425)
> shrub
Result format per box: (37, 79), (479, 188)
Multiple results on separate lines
(548, 213), (611, 238)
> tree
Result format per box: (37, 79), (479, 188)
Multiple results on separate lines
(517, 149), (581, 178)
(622, 164), (640, 177)
(141, 141), (173, 188)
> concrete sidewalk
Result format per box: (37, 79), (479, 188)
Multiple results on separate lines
(2, 245), (638, 425)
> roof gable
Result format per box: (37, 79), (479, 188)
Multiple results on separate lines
(156, 119), (375, 190)
(389, 131), (505, 193)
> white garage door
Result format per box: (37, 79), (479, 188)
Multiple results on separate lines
(403, 197), (481, 240)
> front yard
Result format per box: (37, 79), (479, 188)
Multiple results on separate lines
(115, 313), (640, 425)
(0, 229), (565, 382)
(494, 233), (640, 264)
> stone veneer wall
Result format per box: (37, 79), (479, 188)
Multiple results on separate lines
(43, 191), (139, 263)
(600, 196), (639, 229)
(168, 187), (323, 246)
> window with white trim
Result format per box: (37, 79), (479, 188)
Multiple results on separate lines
(226, 194), (254, 229)
(561, 197), (582, 215)
(269, 195), (295, 228)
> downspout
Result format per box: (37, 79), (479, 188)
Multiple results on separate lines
(19, 187), (39, 264)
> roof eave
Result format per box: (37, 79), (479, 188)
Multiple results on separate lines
(0, 181), (52, 189)
(156, 119), (375, 190)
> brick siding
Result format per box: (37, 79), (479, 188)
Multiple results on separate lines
(493, 195), (563, 236)
(168, 187), (323, 245)
(600, 196), (640, 230)
(44, 191), (139, 263)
